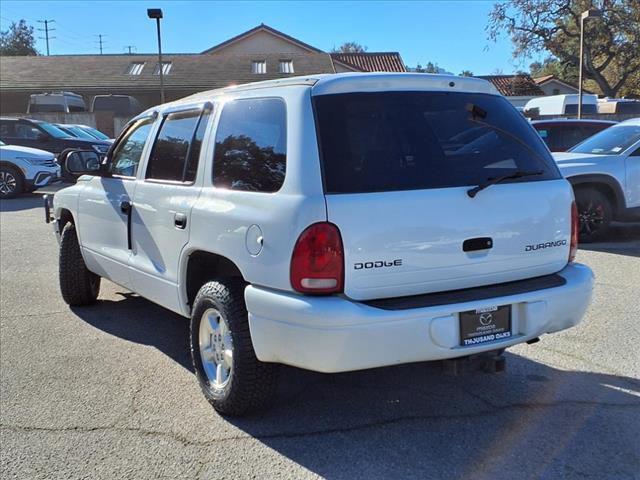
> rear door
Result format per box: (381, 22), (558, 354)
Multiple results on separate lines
(313, 91), (571, 301)
(128, 104), (212, 313)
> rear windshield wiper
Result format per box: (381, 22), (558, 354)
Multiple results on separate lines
(467, 170), (544, 198)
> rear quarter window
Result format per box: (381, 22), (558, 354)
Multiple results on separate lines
(212, 98), (286, 192)
(314, 91), (560, 194)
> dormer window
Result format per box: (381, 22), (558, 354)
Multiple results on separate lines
(126, 62), (145, 75)
(251, 60), (266, 74)
(154, 62), (172, 75)
(278, 60), (294, 74)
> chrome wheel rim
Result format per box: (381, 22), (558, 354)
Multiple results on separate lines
(0, 171), (17, 195)
(199, 308), (233, 389)
(578, 201), (604, 235)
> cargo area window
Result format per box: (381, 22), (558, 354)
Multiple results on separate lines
(314, 91), (560, 194)
(212, 98), (286, 192)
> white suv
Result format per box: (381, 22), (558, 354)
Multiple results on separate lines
(553, 118), (640, 242)
(0, 140), (60, 198)
(51, 73), (594, 415)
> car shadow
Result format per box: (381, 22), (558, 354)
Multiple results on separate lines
(0, 194), (45, 213)
(579, 222), (640, 258)
(69, 292), (640, 479)
(70, 292), (193, 372)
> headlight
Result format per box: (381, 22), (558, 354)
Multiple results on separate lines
(92, 144), (110, 154)
(16, 156), (54, 166)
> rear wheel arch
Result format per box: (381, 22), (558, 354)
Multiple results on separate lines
(57, 208), (75, 230)
(184, 251), (246, 308)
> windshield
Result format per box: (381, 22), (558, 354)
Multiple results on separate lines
(570, 125), (640, 155)
(39, 122), (74, 139)
(80, 126), (110, 140)
(314, 91), (560, 194)
(0, 140), (5, 146)
(63, 126), (96, 140)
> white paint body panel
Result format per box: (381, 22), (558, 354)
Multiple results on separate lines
(246, 263), (594, 372)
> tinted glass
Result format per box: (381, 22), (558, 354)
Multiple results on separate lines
(565, 104), (597, 115)
(570, 125), (640, 155)
(94, 97), (132, 115)
(314, 92), (559, 194)
(213, 98), (286, 192)
(147, 110), (209, 182)
(14, 124), (41, 139)
(110, 118), (154, 177)
(39, 123), (73, 138)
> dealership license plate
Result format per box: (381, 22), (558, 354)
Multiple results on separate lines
(459, 305), (512, 347)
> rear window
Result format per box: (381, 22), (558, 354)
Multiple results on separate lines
(314, 92), (560, 194)
(93, 97), (132, 115)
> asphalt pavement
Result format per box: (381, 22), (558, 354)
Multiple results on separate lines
(1, 194), (639, 480)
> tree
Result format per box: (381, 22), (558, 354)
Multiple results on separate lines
(459, 70), (474, 77)
(331, 42), (367, 53)
(487, 0), (640, 97)
(0, 20), (38, 56)
(411, 61), (441, 73)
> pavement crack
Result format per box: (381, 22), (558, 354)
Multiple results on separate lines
(2, 399), (638, 447)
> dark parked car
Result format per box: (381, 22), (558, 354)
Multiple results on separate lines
(532, 119), (617, 152)
(0, 117), (111, 156)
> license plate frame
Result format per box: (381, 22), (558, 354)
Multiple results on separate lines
(459, 305), (512, 347)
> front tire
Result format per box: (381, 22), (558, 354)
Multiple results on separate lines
(0, 165), (24, 199)
(190, 279), (277, 416)
(575, 188), (612, 243)
(59, 222), (101, 306)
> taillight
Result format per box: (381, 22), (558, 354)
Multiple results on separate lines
(569, 201), (579, 262)
(290, 222), (344, 294)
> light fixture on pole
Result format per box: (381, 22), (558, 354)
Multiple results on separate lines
(578, 9), (601, 119)
(147, 8), (165, 104)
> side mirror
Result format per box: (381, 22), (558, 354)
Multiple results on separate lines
(61, 150), (102, 177)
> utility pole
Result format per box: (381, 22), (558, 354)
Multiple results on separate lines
(37, 19), (56, 56)
(124, 45), (136, 55)
(95, 34), (106, 55)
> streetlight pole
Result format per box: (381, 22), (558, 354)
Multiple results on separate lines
(147, 8), (165, 104)
(578, 9), (601, 119)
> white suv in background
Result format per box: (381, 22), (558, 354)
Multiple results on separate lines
(51, 73), (594, 416)
(554, 118), (640, 241)
(0, 140), (60, 198)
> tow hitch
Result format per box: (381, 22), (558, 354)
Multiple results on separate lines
(442, 351), (506, 376)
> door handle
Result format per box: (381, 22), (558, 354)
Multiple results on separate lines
(120, 201), (133, 249)
(174, 212), (187, 229)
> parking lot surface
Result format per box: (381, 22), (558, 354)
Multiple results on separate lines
(1, 195), (639, 480)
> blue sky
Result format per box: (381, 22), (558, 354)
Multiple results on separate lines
(0, 1), (545, 75)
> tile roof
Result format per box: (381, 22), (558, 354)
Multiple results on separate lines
(330, 52), (406, 72)
(0, 53), (335, 92)
(476, 74), (545, 96)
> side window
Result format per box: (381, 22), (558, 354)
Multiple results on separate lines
(213, 98), (286, 192)
(15, 123), (42, 139)
(0, 122), (14, 138)
(146, 109), (210, 183)
(110, 118), (154, 177)
(630, 147), (640, 157)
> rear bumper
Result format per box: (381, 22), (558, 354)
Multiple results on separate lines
(245, 263), (594, 373)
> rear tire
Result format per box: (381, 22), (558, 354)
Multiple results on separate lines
(574, 188), (612, 243)
(59, 222), (101, 306)
(0, 165), (24, 199)
(190, 279), (277, 416)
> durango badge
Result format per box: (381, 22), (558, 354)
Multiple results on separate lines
(525, 240), (567, 252)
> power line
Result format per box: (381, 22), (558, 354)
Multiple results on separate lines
(124, 45), (137, 55)
(37, 19), (55, 56)
(95, 34), (106, 54)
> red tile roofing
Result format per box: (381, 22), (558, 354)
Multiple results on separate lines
(330, 52), (406, 73)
